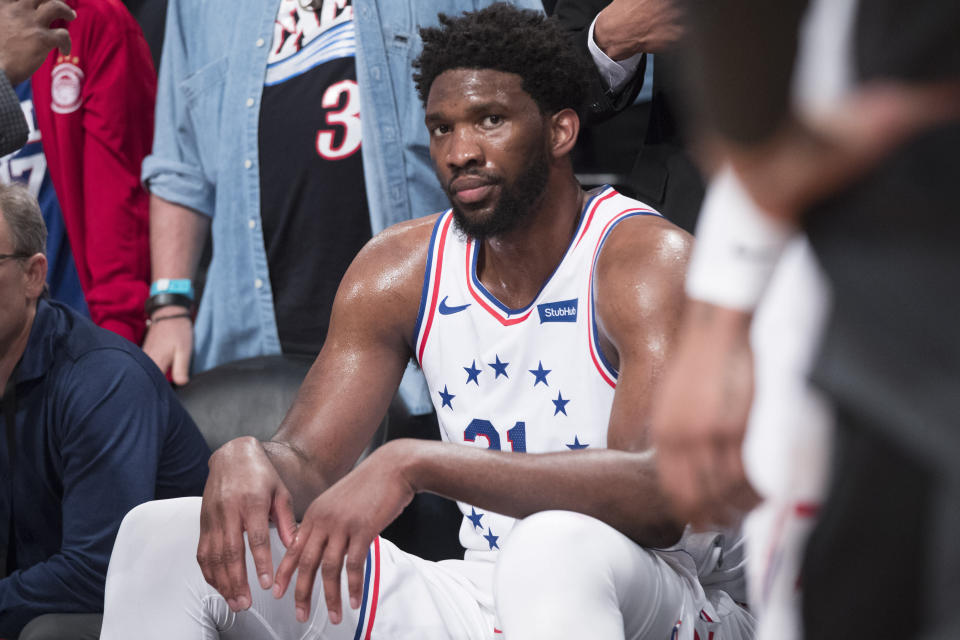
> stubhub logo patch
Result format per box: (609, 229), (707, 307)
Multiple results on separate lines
(537, 298), (578, 323)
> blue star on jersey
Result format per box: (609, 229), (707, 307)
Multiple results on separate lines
(464, 360), (481, 385)
(483, 528), (500, 550)
(552, 391), (570, 416)
(467, 507), (484, 529)
(488, 354), (509, 379)
(529, 361), (551, 387)
(566, 436), (589, 450)
(438, 385), (455, 409)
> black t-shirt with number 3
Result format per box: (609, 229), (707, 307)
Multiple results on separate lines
(258, 0), (371, 356)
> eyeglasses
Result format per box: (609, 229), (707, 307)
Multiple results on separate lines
(0, 253), (30, 262)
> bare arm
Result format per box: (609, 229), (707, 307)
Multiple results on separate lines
(682, 0), (960, 222)
(141, 194), (209, 383)
(264, 218), (434, 511)
(196, 216), (434, 612)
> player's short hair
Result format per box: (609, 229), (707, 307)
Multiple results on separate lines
(413, 3), (592, 117)
(0, 182), (46, 257)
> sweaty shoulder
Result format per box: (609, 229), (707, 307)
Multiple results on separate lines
(331, 214), (442, 349)
(593, 214), (692, 363)
(597, 214), (692, 281)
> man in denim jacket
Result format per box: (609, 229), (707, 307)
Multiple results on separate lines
(140, 0), (541, 419)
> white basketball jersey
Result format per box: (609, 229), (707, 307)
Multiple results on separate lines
(413, 186), (661, 561)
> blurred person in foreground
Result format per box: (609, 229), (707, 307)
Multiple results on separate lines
(652, 1), (960, 638)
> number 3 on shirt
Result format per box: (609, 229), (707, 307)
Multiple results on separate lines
(316, 79), (361, 160)
(464, 418), (527, 453)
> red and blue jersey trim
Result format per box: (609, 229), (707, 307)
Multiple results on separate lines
(413, 212), (454, 365)
(587, 208), (661, 387)
(573, 188), (618, 249)
(352, 537), (382, 640)
(464, 238), (536, 325)
(463, 187), (616, 326)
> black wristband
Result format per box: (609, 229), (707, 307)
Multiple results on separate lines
(144, 292), (195, 317)
(145, 312), (193, 327)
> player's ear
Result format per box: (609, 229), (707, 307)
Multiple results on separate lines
(549, 108), (579, 159)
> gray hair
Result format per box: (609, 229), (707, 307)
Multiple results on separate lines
(0, 182), (46, 256)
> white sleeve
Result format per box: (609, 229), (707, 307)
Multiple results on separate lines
(586, 15), (644, 93)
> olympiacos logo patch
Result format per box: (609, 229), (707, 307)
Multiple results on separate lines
(51, 57), (84, 114)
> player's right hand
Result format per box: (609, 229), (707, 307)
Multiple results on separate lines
(650, 299), (760, 528)
(197, 437), (298, 612)
(143, 312), (193, 385)
(0, 0), (75, 85)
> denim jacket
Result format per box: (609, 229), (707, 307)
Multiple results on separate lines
(142, 0), (541, 412)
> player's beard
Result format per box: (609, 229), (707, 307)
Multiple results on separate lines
(449, 144), (550, 241)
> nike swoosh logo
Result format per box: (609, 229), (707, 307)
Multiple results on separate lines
(438, 296), (471, 315)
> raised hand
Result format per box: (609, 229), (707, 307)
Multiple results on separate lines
(593, 0), (685, 59)
(0, 0), (75, 85)
(197, 437), (299, 611)
(272, 440), (416, 625)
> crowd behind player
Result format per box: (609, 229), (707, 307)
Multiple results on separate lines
(2, 0), (958, 638)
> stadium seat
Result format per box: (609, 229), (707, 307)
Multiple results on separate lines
(18, 612), (102, 640)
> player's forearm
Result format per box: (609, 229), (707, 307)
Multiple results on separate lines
(393, 439), (683, 548)
(149, 194), (210, 281)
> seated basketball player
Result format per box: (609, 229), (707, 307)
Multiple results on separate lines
(100, 6), (754, 639)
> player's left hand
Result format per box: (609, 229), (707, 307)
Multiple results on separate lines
(272, 440), (417, 625)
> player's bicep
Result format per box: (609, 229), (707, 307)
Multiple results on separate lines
(273, 220), (433, 472)
(323, 217), (436, 358)
(594, 219), (692, 451)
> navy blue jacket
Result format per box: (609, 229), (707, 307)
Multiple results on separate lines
(0, 300), (210, 635)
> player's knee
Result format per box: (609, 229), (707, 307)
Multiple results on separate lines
(118, 497), (201, 545)
(112, 497), (202, 575)
(497, 511), (666, 601)
(502, 510), (613, 568)
(497, 511), (612, 598)
(496, 512), (626, 638)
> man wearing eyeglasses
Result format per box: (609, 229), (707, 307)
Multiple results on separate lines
(0, 182), (210, 639)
